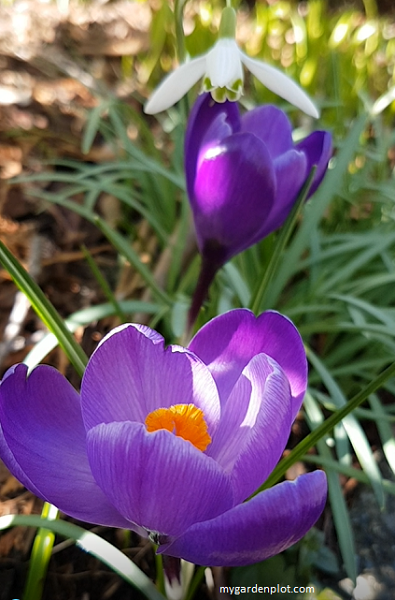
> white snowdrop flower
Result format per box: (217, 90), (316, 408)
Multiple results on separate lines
(144, 7), (319, 118)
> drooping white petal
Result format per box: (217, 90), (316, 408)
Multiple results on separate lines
(144, 56), (207, 114)
(240, 52), (319, 118)
(205, 39), (243, 89)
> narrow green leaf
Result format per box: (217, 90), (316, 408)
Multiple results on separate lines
(223, 263), (251, 307)
(267, 114), (368, 306)
(319, 232), (395, 294)
(108, 106), (185, 188)
(307, 347), (384, 507)
(171, 295), (189, 337)
(81, 245), (126, 323)
(23, 503), (58, 600)
(368, 394), (395, 476)
(94, 216), (172, 306)
(304, 455), (395, 495)
(330, 293), (395, 330)
(82, 101), (110, 154)
(250, 167), (316, 313)
(0, 515), (165, 600)
(304, 392), (357, 582)
(24, 300), (160, 369)
(256, 358), (395, 492)
(0, 240), (88, 377)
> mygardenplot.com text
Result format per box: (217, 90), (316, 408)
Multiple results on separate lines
(219, 584), (315, 595)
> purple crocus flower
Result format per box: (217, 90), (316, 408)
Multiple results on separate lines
(185, 94), (332, 270)
(0, 309), (326, 567)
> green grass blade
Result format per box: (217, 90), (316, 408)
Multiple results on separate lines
(250, 167), (316, 313)
(82, 100), (110, 154)
(256, 358), (395, 492)
(24, 300), (160, 369)
(223, 263), (251, 307)
(108, 106), (185, 188)
(303, 392), (357, 582)
(0, 515), (166, 600)
(368, 394), (395, 476)
(307, 347), (384, 507)
(81, 245), (126, 323)
(23, 503), (58, 600)
(267, 114), (368, 307)
(304, 455), (395, 495)
(330, 293), (395, 330)
(94, 216), (172, 306)
(319, 232), (395, 294)
(0, 240), (88, 377)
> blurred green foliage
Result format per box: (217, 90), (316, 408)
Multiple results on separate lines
(143, 0), (395, 132)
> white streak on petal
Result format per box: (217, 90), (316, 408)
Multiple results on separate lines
(206, 39), (243, 89)
(144, 56), (207, 114)
(240, 52), (319, 118)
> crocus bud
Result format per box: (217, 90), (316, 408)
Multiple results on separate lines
(185, 94), (332, 269)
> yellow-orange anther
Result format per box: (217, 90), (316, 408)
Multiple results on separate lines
(145, 404), (211, 452)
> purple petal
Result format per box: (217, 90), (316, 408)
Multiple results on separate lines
(296, 131), (332, 196)
(254, 149), (307, 240)
(0, 421), (42, 498)
(189, 309), (307, 419)
(206, 354), (293, 503)
(185, 94), (240, 199)
(81, 324), (220, 435)
(0, 364), (130, 528)
(0, 366), (43, 496)
(240, 105), (294, 158)
(161, 471), (327, 566)
(86, 422), (234, 537)
(191, 132), (276, 259)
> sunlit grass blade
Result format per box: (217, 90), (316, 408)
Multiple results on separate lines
(307, 346), (384, 507)
(108, 104), (185, 188)
(319, 232), (395, 294)
(0, 515), (166, 600)
(23, 503), (58, 600)
(368, 394), (395, 476)
(304, 392), (357, 582)
(304, 454), (395, 495)
(81, 245), (126, 323)
(330, 293), (395, 330)
(250, 167), (316, 314)
(184, 565), (205, 600)
(24, 300), (160, 370)
(94, 215), (172, 306)
(256, 357), (395, 492)
(223, 263), (251, 308)
(267, 114), (368, 307)
(82, 100), (111, 154)
(0, 240), (88, 377)
(167, 197), (192, 294)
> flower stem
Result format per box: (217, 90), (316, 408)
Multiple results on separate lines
(186, 257), (221, 338)
(23, 503), (58, 600)
(174, 0), (187, 63)
(155, 552), (166, 597)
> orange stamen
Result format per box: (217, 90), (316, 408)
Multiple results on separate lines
(145, 404), (211, 451)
